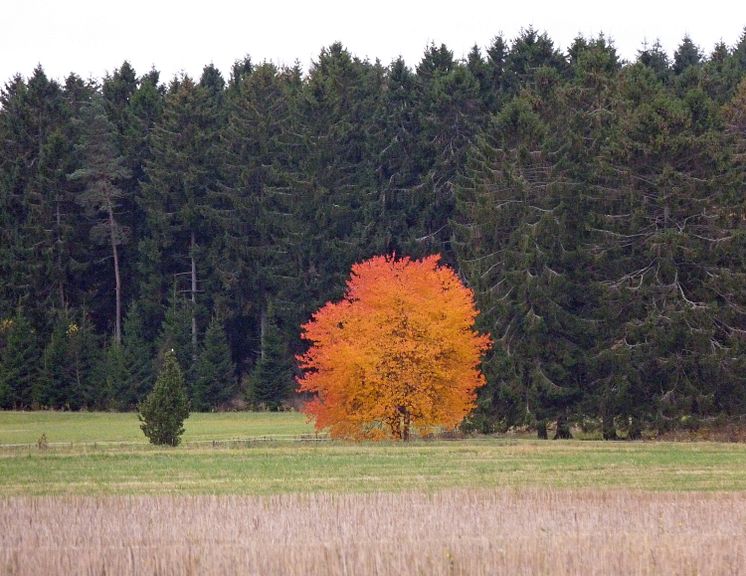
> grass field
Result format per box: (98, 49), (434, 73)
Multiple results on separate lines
(0, 410), (314, 445)
(3, 411), (746, 574)
(2, 411), (746, 495)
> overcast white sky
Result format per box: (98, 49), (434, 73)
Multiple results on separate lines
(3, 0), (745, 84)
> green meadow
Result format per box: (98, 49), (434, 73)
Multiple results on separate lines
(2, 411), (746, 496)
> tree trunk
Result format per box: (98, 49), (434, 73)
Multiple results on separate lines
(56, 200), (66, 310)
(554, 415), (572, 439)
(190, 230), (198, 363)
(627, 416), (642, 440)
(396, 406), (411, 441)
(602, 412), (618, 440)
(537, 420), (548, 439)
(108, 202), (122, 345)
(259, 306), (268, 362)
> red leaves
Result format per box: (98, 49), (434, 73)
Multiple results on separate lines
(297, 254), (491, 440)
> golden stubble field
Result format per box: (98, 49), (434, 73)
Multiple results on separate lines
(2, 488), (745, 576)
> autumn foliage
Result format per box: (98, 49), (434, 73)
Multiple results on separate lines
(297, 254), (491, 440)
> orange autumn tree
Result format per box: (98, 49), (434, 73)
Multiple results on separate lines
(297, 254), (491, 440)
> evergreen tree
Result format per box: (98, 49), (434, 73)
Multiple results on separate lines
(138, 349), (189, 446)
(247, 306), (293, 409)
(504, 27), (568, 94)
(636, 39), (670, 82)
(414, 45), (486, 262)
(0, 68), (87, 329)
(37, 312), (74, 408)
(592, 59), (745, 430)
(139, 76), (222, 366)
(733, 27), (746, 73)
(293, 43), (384, 312)
(37, 309), (102, 409)
(69, 93), (131, 343)
(193, 315), (235, 410)
(121, 301), (154, 407)
(455, 42), (617, 436)
(701, 41), (742, 103)
(673, 35), (703, 75)
(157, 295), (194, 388)
(220, 61), (304, 367)
(228, 55), (253, 94)
(369, 57), (422, 256)
(100, 340), (130, 410)
(0, 310), (40, 408)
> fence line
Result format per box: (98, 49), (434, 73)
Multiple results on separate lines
(0, 433), (331, 453)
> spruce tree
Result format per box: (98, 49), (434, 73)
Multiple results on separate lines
(121, 301), (154, 407)
(37, 313), (73, 408)
(294, 44), (383, 312)
(0, 310), (40, 408)
(138, 349), (189, 446)
(157, 296), (194, 388)
(247, 306), (292, 410)
(414, 43), (485, 262)
(673, 36), (703, 75)
(139, 76), (223, 366)
(220, 62), (303, 341)
(100, 341), (130, 410)
(503, 28), (568, 94)
(193, 315), (235, 410)
(0, 67), (88, 329)
(65, 310), (102, 409)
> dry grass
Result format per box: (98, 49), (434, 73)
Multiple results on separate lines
(2, 489), (745, 575)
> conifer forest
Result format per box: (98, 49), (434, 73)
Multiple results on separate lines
(1, 28), (746, 437)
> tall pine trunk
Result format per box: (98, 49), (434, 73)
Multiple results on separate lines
(190, 230), (198, 364)
(260, 306), (267, 362)
(55, 199), (66, 310)
(107, 202), (122, 344)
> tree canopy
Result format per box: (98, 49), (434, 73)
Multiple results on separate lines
(297, 255), (491, 440)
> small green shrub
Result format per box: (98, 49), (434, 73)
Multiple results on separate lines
(138, 350), (190, 446)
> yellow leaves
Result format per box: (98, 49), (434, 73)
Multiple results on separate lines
(0, 318), (13, 334)
(297, 254), (491, 440)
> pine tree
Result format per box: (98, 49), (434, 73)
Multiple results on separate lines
(368, 57), (422, 256)
(138, 349), (190, 446)
(69, 93), (131, 343)
(66, 310), (102, 408)
(636, 39), (670, 82)
(0, 68), (88, 329)
(157, 296), (194, 389)
(294, 44), (384, 313)
(591, 58), (745, 429)
(673, 35), (703, 75)
(413, 43), (487, 262)
(193, 315), (235, 410)
(0, 310), (41, 408)
(139, 76), (223, 367)
(220, 61), (304, 346)
(37, 312), (74, 408)
(503, 27), (568, 94)
(455, 48), (612, 436)
(247, 306), (292, 410)
(36, 308), (102, 409)
(121, 301), (154, 407)
(100, 340), (130, 410)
